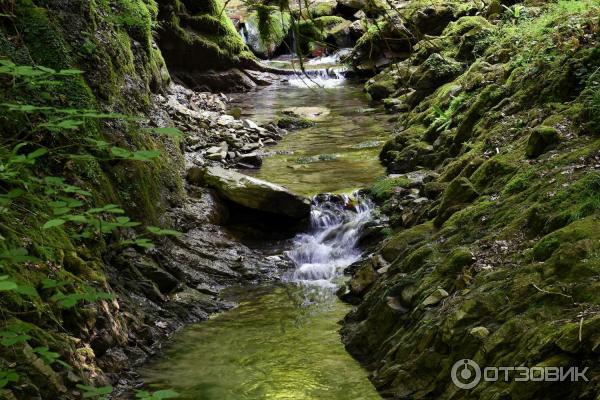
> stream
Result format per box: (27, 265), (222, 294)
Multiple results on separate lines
(139, 65), (392, 399)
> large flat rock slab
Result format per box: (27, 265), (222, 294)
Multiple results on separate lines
(187, 166), (311, 220)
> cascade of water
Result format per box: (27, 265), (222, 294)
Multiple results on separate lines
(239, 25), (248, 44)
(287, 66), (347, 88)
(286, 193), (373, 288)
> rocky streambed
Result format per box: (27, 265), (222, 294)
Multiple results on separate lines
(127, 69), (394, 398)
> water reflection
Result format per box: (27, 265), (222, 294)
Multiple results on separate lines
(230, 82), (391, 196)
(139, 285), (380, 400)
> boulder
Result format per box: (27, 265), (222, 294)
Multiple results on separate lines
(336, 0), (384, 15)
(282, 106), (331, 120)
(237, 152), (263, 168)
(187, 166), (311, 219)
(525, 126), (561, 158)
(434, 177), (479, 227)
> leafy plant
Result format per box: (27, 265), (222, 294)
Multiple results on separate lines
(135, 389), (180, 399)
(33, 346), (71, 369)
(0, 323), (31, 346)
(431, 94), (465, 132)
(0, 370), (19, 389)
(76, 384), (113, 399)
(502, 4), (527, 23)
(0, 59), (184, 390)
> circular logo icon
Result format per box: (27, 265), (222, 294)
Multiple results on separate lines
(451, 359), (481, 390)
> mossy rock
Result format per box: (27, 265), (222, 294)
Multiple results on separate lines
(532, 217), (600, 270)
(434, 177), (479, 227)
(525, 126), (561, 158)
(369, 176), (411, 202)
(306, 1), (337, 17)
(422, 181), (447, 200)
(277, 114), (315, 130)
(245, 9), (292, 57)
(470, 158), (518, 191)
(365, 67), (402, 101)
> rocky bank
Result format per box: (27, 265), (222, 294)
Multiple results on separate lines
(337, 1), (600, 399)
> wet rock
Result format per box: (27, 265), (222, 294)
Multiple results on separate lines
(237, 152), (263, 168)
(98, 347), (129, 373)
(243, 119), (260, 131)
(175, 69), (257, 93)
(422, 181), (447, 199)
(349, 261), (378, 295)
(277, 114), (315, 130)
(282, 106), (331, 121)
(186, 166), (311, 219)
(328, 19), (355, 48)
(337, 0), (384, 15)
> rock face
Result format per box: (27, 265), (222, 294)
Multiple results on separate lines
(339, 2), (600, 399)
(187, 166), (311, 220)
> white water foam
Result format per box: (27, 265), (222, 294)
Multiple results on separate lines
(286, 193), (373, 288)
(287, 67), (347, 88)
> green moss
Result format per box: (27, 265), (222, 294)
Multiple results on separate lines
(525, 126), (561, 158)
(306, 1), (336, 17)
(470, 158), (518, 192)
(503, 168), (537, 195)
(369, 176), (411, 202)
(434, 177), (479, 227)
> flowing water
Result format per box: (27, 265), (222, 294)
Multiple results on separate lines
(229, 65), (391, 196)
(140, 67), (389, 399)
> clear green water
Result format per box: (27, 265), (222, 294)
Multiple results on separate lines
(140, 80), (387, 399)
(230, 83), (391, 196)
(139, 284), (380, 400)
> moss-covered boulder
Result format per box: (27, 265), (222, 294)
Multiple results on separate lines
(525, 126), (561, 158)
(244, 10), (292, 58)
(156, 0), (255, 88)
(434, 177), (479, 227)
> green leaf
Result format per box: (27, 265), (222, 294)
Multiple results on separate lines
(26, 148), (48, 159)
(53, 207), (71, 215)
(65, 215), (88, 223)
(42, 219), (66, 229)
(147, 226), (182, 237)
(0, 248), (39, 263)
(136, 389), (180, 399)
(153, 127), (183, 138)
(110, 147), (131, 158)
(131, 150), (161, 161)
(0, 280), (18, 291)
(0, 333), (31, 346)
(42, 278), (68, 289)
(37, 66), (56, 74)
(0, 370), (20, 389)
(76, 384), (113, 399)
(15, 284), (39, 298)
(58, 69), (85, 76)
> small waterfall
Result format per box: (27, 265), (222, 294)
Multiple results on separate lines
(239, 25), (248, 44)
(286, 193), (373, 288)
(287, 66), (347, 88)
